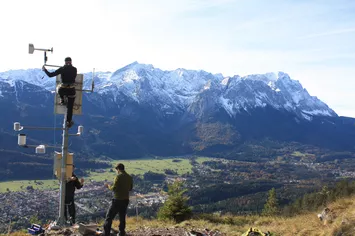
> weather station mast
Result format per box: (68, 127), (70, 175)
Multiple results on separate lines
(13, 44), (95, 226)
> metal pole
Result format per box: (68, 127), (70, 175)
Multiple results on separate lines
(136, 196), (139, 222)
(22, 126), (64, 130)
(35, 48), (52, 52)
(45, 64), (61, 68)
(58, 116), (69, 225)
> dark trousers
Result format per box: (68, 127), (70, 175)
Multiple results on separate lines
(64, 196), (76, 224)
(103, 199), (129, 236)
(58, 87), (76, 123)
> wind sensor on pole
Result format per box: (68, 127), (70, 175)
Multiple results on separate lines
(28, 43), (60, 68)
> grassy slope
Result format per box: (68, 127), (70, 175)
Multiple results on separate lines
(120, 196), (355, 236)
(6, 195), (355, 235)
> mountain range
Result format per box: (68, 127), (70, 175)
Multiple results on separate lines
(0, 61), (354, 162)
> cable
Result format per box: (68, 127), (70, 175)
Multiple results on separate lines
(52, 102), (58, 187)
(54, 111), (57, 148)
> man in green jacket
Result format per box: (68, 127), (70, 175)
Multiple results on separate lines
(103, 163), (133, 236)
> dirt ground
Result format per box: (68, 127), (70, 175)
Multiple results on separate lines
(45, 225), (226, 236)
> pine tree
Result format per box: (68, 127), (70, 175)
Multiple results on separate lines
(157, 180), (192, 222)
(262, 188), (279, 216)
(29, 214), (41, 224)
(317, 186), (330, 207)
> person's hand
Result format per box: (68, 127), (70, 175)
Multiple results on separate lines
(42, 65), (46, 71)
(80, 178), (84, 184)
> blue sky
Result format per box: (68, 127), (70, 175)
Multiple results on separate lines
(1, 0), (355, 117)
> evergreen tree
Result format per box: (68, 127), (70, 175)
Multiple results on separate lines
(262, 188), (279, 216)
(283, 180), (355, 217)
(29, 214), (41, 224)
(157, 180), (192, 222)
(316, 186), (330, 207)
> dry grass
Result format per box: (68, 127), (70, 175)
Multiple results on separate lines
(4, 233), (27, 236)
(7, 196), (355, 236)
(114, 197), (355, 235)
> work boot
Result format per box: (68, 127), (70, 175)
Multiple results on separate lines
(67, 121), (74, 128)
(66, 220), (73, 226)
(60, 101), (67, 106)
(118, 231), (126, 236)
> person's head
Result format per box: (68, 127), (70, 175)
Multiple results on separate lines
(65, 57), (72, 65)
(115, 163), (125, 172)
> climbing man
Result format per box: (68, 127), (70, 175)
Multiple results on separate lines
(42, 57), (77, 128)
(103, 163), (133, 236)
(65, 165), (84, 225)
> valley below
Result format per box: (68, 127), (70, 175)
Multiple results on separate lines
(2, 143), (355, 233)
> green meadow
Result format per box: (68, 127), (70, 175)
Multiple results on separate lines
(0, 157), (212, 192)
(0, 179), (59, 192)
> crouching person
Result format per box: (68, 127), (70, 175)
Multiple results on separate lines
(65, 166), (84, 225)
(103, 163), (133, 236)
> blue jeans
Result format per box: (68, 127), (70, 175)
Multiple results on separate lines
(103, 199), (129, 236)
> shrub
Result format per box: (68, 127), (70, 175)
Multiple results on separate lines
(157, 180), (192, 223)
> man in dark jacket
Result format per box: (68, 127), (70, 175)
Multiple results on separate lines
(65, 169), (84, 225)
(103, 163), (133, 236)
(42, 57), (77, 128)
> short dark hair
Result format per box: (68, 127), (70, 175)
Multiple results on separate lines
(65, 57), (72, 62)
(115, 163), (125, 171)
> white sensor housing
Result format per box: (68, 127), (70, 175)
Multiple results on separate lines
(77, 126), (84, 135)
(36, 145), (46, 154)
(14, 122), (22, 131)
(18, 134), (26, 146)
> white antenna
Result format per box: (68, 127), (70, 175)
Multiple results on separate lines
(91, 68), (95, 92)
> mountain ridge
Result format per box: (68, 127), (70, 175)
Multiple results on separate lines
(0, 62), (337, 121)
(0, 62), (353, 161)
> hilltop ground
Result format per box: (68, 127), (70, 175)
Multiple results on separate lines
(6, 195), (355, 236)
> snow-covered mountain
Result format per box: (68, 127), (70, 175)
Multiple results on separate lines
(0, 61), (336, 121)
(0, 61), (355, 160)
